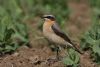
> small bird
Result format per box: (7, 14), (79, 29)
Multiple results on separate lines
(42, 15), (83, 59)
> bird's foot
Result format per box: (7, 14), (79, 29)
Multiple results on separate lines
(47, 56), (63, 62)
(46, 58), (57, 65)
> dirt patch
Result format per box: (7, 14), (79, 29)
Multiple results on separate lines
(0, 46), (64, 67)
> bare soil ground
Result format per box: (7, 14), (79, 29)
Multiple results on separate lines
(0, 0), (99, 67)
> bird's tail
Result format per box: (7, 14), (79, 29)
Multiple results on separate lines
(71, 44), (83, 54)
(67, 42), (83, 54)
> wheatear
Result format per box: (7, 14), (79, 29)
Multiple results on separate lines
(42, 15), (83, 59)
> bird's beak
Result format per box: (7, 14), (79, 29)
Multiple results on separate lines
(41, 16), (44, 19)
(41, 15), (47, 19)
(41, 16), (46, 21)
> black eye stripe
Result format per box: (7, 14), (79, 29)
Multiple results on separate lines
(46, 16), (55, 19)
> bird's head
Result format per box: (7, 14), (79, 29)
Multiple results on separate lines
(42, 15), (55, 22)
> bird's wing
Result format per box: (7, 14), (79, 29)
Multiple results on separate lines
(51, 23), (72, 44)
(52, 23), (83, 54)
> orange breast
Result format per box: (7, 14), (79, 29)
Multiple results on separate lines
(43, 20), (54, 33)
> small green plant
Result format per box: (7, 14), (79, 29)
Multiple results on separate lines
(80, 11), (100, 65)
(80, 0), (100, 64)
(81, 19), (100, 64)
(63, 48), (80, 67)
(0, 0), (29, 54)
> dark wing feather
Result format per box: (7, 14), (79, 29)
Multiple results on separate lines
(51, 23), (72, 44)
(52, 23), (83, 54)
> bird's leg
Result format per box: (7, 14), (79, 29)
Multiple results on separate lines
(56, 46), (59, 59)
(46, 45), (60, 63)
(55, 46), (61, 60)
